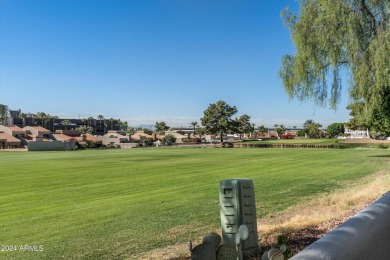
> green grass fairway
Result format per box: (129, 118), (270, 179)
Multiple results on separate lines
(1, 148), (388, 259)
(243, 138), (338, 144)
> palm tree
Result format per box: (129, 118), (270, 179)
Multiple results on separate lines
(19, 112), (26, 127)
(190, 121), (198, 137)
(109, 118), (114, 130)
(45, 116), (53, 131)
(87, 117), (94, 127)
(0, 104), (9, 125)
(126, 126), (134, 143)
(61, 120), (71, 130)
(97, 115), (105, 134)
(36, 112), (47, 128)
(51, 115), (59, 131)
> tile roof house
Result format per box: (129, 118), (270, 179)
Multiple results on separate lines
(0, 132), (22, 149)
(258, 131), (279, 139)
(23, 126), (51, 137)
(0, 125), (26, 148)
(132, 131), (153, 140)
(52, 133), (77, 142)
(23, 126), (52, 142)
(128, 134), (141, 143)
(74, 134), (102, 144)
(0, 125), (26, 137)
(99, 131), (129, 146)
(164, 131), (187, 143)
(281, 131), (297, 139)
(130, 131), (155, 143)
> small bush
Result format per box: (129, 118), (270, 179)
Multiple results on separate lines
(182, 138), (192, 143)
(164, 134), (176, 144)
(378, 143), (389, 149)
(191, 137), (201, 143)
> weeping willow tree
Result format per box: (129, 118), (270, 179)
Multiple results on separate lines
(279, 0), (390, 133)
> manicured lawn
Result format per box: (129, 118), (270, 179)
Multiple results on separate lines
(0, 148), (388, 259)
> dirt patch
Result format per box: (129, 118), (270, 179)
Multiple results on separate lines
(260, 199), (375, 256)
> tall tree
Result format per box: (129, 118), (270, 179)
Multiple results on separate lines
(279, 0), (390, 132)
(200, 100), (238, 142)
(118, 121), (128, 131)
(155, 122), (169, 135)
(108, 118), (114, 130)
(327, 123), (345, 138)
(195, 126), (206, 141)
(126, 126), (135, 143)
(235, 114), (253, 139)
(88, 117), (94, 127)
(19, 112), (26, 127)
(36, 112), (47, 128)
(275, 124), (286, 137)
(97, 115), (105, 134)
(258, 125), (268, 134)
(61, 119), (72, 130)
(77, 125), (94, 134)
(190, 121), (198, 135)
(303, 119), (322, 138)
(0, 104), (9, 125)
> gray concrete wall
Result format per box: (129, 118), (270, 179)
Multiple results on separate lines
(27, 142), (64, 151)
(291, 192), (390, 260)
(119, 143), (138, 149)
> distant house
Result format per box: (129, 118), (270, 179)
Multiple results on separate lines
(164, 131), (187, 143)
(128, 134), (141, 143)
(169, 127), (194, 136)
(258, 131), (279, 140)
(0, 125), (26, 138)
(52, 133), (77, 142)
(281, 130), (297, 139)
(0, 125), (25, 148)
(23, 126), (51, 142)
(132, 131), (153, 142)
(74, 133), (102, 146)
(99, 130), (130, 146)
(0, 133), (22, 149)
(6, 108), (120, 135)
(344, 127), (370, 139)
(204, 134), (240, 143)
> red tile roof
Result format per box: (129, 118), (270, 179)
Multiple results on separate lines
(29, 126), (51, 133)
(52, 134), (76, 142)
(5, 125), (25, 134)
(74, 134), (102, 143)
(133, 131), (153, 138)
(0, 133), (21, 143)
(25, 134), (52, 142)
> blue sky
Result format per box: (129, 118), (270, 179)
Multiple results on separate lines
(0, 0), (350, 128)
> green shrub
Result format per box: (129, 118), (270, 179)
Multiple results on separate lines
(164, 134), (176, 144)
(378, 143), (389, 149)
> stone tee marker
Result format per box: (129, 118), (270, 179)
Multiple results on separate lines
(219, 179), (261, 259)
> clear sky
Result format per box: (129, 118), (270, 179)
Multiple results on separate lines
(0, 0), (351, 128)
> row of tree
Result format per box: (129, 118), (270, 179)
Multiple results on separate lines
(0, 102), (356, 140)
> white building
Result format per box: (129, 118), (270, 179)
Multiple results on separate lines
(344, 127), (370, 139)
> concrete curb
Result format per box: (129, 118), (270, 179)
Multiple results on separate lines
(290, 192), (390, 260)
